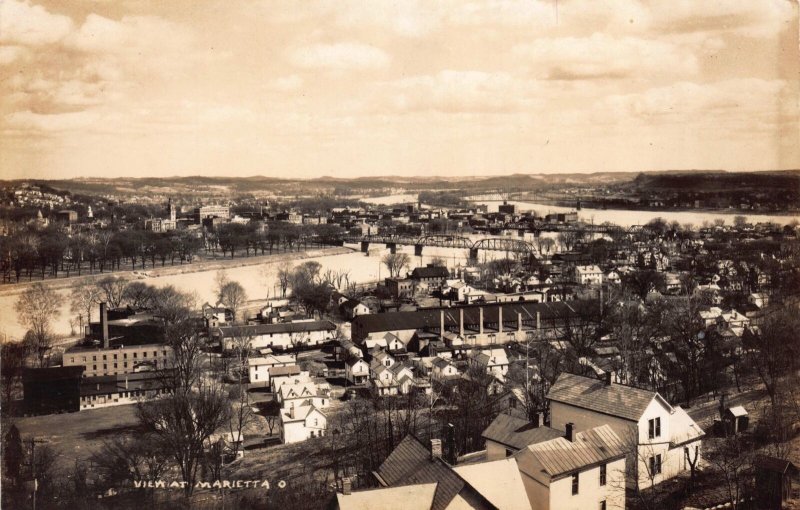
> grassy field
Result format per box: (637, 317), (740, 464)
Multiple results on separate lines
(10, 405), (141, 472)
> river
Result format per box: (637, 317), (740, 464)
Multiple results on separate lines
(477, 200), (798, 227)
(0, 245), (479, 341)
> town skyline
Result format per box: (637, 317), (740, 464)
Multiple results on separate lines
(1, 0), (798, 180)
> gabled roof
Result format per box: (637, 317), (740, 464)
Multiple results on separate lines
(547, 372), (668, 422)
(452, 458), (531, 510)
(516, 424), (627, 481)
(268, 365), (301, 377)
(670, 406), (705, 446)
(341, 299), (366, 312)
(432, 357), (454, 369)
(375, 435), (493, 510)
(481, 414), (563, 451)
(336, 483), (437, 510)
(411, 266), (449, 279)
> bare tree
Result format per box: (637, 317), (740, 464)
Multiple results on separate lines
(1, 340), (31, 406)
(14, 283), (62, 367)
(218, 280), (248, 323)
(276, 260), (293, 298)
(90, 435), (170, 500)
(382, 252), (410, 278)
(70, 282), (102, 335)
(706, 436), (754, 510)
(122, 281), (157, 309)
(96, 276), (129, 308)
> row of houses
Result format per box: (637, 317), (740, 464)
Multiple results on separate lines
(336, 372), (705, 510)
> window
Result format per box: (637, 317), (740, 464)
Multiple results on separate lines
(123, 353), (127, 359)
(133, 353), (137, 359)
(143, 352), (147, 358)
(93, 364), (97, 370)
(103, 364), (107, 370)
(113, 363), (117, 369)
(649, 454), (662, 475)
(571, 473), (579, 495)
(70, 357), (74, 363)
(93, 355), (97, 361)
(509, 397), (517, 409)
(103, 355), (107, 361)
(124, 362), (128, 368)
(153, 351), (157, 357)
(599, 463), (607, 486)
(648, 417), (661, 439)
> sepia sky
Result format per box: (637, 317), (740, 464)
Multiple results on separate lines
(0, 0), (798, 180)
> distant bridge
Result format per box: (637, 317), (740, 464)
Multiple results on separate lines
(342, 234), (538, 258)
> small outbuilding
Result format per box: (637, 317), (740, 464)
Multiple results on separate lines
(722, 405), (749, 435)
(754, 455), (797, 510)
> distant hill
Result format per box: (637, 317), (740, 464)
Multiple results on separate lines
(631, 171), (800, 193)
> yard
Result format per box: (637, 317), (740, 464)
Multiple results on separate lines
(11, 405), (142, 473)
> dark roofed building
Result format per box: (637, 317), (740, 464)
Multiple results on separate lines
(482, 413), (563, 459)
(22, 366), (84, 415)
(374, 435), (494, 510)
(411, 265), (449, 285)
(547, 372), (662, 422)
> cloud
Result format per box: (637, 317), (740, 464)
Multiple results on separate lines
(289, 42), (390, 70)
(383, 70), (542, 113)
(604, 79), (789, 122)
(647, 0), (796, 39)
(513, 33), (698, 80)
(270, 75), (304, 91)
(0, 0), (74, 46)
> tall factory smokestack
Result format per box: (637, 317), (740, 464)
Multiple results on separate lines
(100, 302), (109, 349)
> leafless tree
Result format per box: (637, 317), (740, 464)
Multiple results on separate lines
(706, 436), (754, 510)
(90, 435), (170, 500)
(226, 329), (255, 458)
(218, 280), (248, 323)
(1, 339), (31, 406)
(70, 282), (102, 334)
(381, 252), (410, 278)
(122, 281), (158, 309)
(276, 260), (293, 298)
(14, 283), (62, 367)
(96, 276), (129, 308)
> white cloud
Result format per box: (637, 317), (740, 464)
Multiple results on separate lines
(289, 42), (390, 70)
(513, 33), (698, 80)
(384, 70), (542, 113)
(0, 0), (74, 46)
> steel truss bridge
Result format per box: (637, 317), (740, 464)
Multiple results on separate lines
(342, 234), (538, 257)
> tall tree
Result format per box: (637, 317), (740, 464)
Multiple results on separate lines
(381, 252), (410, 278)
(70, 282), (102, 334)
(218, 281), (248, 323)
(14, 283), (62, 367)
(96, 276), (129, 308)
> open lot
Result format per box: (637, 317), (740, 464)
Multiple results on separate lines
(12, 405), (141, 472)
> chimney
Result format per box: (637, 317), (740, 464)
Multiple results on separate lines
(430, 439), (442, 460)
(498, 306), (503, 334)
(440, 310), (445, 340)
(536, 311), (541, 331)
(444, 423), (457, 465)
(517, 312), (523, 332)
(532, 412), (540, 428)
(342, 477), (351, 495)
(459, 308), (465, 337)
(125, 377), (129, 390)
(289, 405), (295, 419)
(100, 302), (109, 349)
(479, 307), (484, 335)
(565, 423), (574, 442)
(604, 371), (613, 386)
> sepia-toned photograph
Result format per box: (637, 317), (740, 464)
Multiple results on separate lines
(0, 1), (798, 509)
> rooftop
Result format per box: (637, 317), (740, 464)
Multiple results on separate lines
(482, 413), (563, 451)
(547, 372), (666, 422)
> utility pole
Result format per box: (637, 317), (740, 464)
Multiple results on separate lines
(28, 437), (47, 510)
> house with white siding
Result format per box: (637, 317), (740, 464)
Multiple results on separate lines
(279, 405), (327, 444)
(547, 372), (704, 490)
(248, 354), (295, 387)
(515, 424), (627, 510)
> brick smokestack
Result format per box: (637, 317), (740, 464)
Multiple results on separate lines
(517, 312), (523, 332)
(100, 302), (109, 349)
(536, 311), (540, 331)
(459, 308), (464, 337)
(479, 307), (484, 335)
(440, 309), (445, 340)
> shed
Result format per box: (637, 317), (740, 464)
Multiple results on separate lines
(754, 455), (797, 510)
(722, 405), (749, 435)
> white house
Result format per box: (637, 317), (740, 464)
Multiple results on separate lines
(345, 358), (370, 385)
(547, 373), (704, 490)
(748, 292), (769, 309)
(370, 364), (399, 396)
(605, 271), (621, 285)
(269, 368), (311, 393)
(468, 348), (510, 377)
(515, 424), (627, 510)
(248, 354), (295, 387)
(278, 381), (331, 410)
(431, 357), (460, 380)
(341, 299), (370, 320)
(217, 320), (337, 352)
(279, 405), (327, 443)
(575, 265), (604, 285)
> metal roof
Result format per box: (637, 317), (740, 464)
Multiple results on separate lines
(217, 320), (336, 338)
(547, 372), (665, 422)
(516, 424), (627, 480)
(482, 414), (563, 451)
